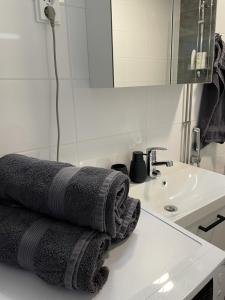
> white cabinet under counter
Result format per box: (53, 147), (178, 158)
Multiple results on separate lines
(186, 206), (225, 251)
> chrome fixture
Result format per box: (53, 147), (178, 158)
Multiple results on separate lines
(191, 127), (201, 167)
(146, 147), (173, 179)
(181, 84), (193, 164)
(198, 0), (206, 54)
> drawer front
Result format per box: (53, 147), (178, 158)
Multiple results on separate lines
(187, 206), (225, 250)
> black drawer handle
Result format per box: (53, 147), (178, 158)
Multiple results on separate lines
(199, 215), (225, 232)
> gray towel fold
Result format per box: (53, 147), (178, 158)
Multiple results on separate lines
(198, 34), (225, 147)
(0, 203), (110, 293)
(0, 154), (140, 241)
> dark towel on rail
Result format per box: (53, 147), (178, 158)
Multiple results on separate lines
(0, 154), (140, 241)
(198, 34), (225, 148)
(0, 204), (110, 293)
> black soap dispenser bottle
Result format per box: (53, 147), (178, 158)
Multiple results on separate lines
(129, 151), (147, 183)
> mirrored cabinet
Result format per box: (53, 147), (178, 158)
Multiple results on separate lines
(86, 0), (217, 88)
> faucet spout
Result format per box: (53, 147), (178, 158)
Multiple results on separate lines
(146, 147), (173, 179)
(152, 161), (173, 167)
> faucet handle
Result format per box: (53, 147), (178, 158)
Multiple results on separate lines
(146, 147), (167, 155)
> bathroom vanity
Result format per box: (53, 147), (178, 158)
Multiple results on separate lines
(130, 162), (225, 251)
(0, 210), (224, 300)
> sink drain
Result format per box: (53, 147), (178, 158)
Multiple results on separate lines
(164, 205), (178, 212)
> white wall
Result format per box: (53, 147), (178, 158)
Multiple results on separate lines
(0, 0), (186, 169)
(0, 0), (51, 159)
(191, 0), (225, 174)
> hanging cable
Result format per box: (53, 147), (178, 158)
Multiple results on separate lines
(45, 6), (60, 162)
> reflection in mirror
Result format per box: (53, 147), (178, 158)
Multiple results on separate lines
(172, 0), (217, 84)
(86, 0), (217, 88)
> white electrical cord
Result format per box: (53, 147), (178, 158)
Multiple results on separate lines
(45, 6), (60, 162)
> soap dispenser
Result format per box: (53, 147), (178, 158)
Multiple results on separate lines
(129, 151), (147, 183)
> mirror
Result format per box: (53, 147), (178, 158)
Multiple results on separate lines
(86, 0), (217, 88)
(111, 0), (173, 87)
(172, 0), (217, 84)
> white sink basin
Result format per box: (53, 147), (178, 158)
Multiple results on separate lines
(129, 162), (225, 227)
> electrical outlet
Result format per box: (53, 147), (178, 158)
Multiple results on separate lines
(35, 0), (61, 24)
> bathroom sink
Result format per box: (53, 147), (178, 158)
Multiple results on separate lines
(129, 162), (225, 227)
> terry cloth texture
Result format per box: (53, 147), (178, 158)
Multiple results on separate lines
(0, 204), (110, 293)
(0, 154), (141, 241)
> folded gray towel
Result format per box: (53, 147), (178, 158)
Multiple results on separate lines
(0, 154), (140, 241)
(0, 203), (110, 293)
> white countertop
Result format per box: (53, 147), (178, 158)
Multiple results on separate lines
(0, 210), (224, 300)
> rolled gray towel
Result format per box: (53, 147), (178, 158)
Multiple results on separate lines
(0, 203), (110, 293)
(0, 154), (140, 241)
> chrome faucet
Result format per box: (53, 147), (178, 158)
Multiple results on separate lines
(146, 147), (173, 179)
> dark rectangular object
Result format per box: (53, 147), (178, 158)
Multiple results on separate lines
(192, 279), (213, 300)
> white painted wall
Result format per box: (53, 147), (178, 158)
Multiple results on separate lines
(1, 0), (224, 173)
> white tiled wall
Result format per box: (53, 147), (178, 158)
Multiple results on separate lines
(190, 0), (225, 174)
(0, 0), (50, 160)
(0, 0), (198, 170)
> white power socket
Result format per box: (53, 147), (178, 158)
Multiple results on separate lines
(35, 0), (61, 24)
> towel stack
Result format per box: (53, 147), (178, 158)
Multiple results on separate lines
(0, 154), (140, 294)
